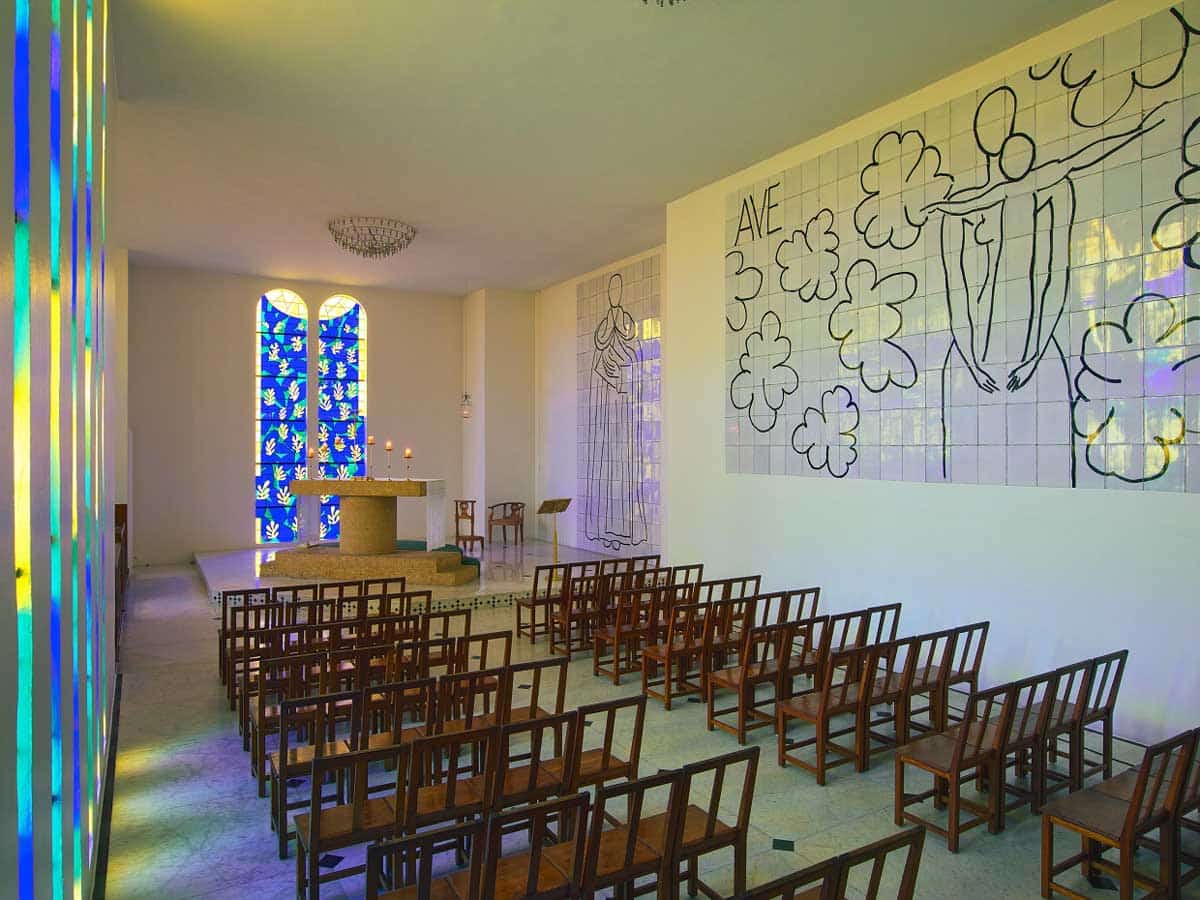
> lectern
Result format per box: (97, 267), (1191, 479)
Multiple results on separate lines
(536, 498), (572, 563)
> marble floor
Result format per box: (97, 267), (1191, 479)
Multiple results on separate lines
(106, 564), (1198, 899)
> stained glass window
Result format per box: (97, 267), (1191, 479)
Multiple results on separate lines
(256, 290), (308, 543)
(317, 295), (367, 540)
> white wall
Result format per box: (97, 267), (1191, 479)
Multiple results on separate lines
(534, 247), (664, 548)
(662, 0), (1196, 744)
(128, 264), (464, 564)
(462, 289), (487, 512)
(483, 289), (535, 512)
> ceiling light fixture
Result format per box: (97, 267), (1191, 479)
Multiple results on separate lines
(643, 0), (686, 5)
(328, 216), (417, 259)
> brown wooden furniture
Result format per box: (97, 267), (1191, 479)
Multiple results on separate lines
(494, 711), (581, 811)
(365, 820), (486, 900)
(226, 601), (287, 709)
(218, 587), (270, 684)
(665, 747), (759, 899)
(939, 620), (989, 725)
(550, 568), (605, 658)
(707, 622), (795, 745)
(249, 650), (329, 797)
(642, 601), (707, 710)
(695, 575), (762, 605)
(670, 563), (705, 586)
(754, 587), (820, 628)
(1074, 649), (1128, 787)
(520, 562), (570, 644)
(433, 667), (510, 734)
(993, 671), (1058, 829)
(593, 584), (656, 685)
(737, 856), (841, 900)
(891, 629), (955, 745)
(488, 501), (526, 545)
(778, 645), (873, 785)
(786, 614), (830, 695)
(404, 727), (500, 832)
(453, 499), (485, 552)
(505, 656), (569, 730)
(479, 793), (591, 900)
(894, 683), (1010, 852)
(1042, 728), (1195, 899)
(270, 690), (362, 859)
(553, 693), (646, 792)
(1034, 658), (1093, 809)
(294, 744), (410, 899)
(363, 678), (436, 752)
(551, 768), (685, 900)
(319, 579), (365, 602)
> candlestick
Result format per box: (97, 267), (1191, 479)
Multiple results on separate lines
(403, 447), (412, 459)
(404, 447), (413, 479)
(384, 441), (393, 479)
(367, 435), (375, 446)
(306, 448), (314, 478)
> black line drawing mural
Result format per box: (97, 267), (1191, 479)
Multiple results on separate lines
(722, 4), (1200, 492)
(854, 130), (952, 250)
(725, 249), (763, 331)
(776, 208), (840, 302)
(1151, 115), (1200, 268)
(1073, 293), (1200, 482)
(828, 259), (918, 393)
(791, 385), (859, 478)
(730, 309), (798, 433)
(1029, 7), (1197, 128)
(583, 272), (649, 550)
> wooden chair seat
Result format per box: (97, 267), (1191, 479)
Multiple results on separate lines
(364, 727), (425, 749)
(778, 684), (862, 720)
(414, 777), (487, 814)
(293, 796), (397, 850)
(499, 763), (563, 796)
(507, 704), (552, 723)
(544, 748), (627, 787)
(269, 739), (350, 771)
(642, 638), (705, 661)
(450, 847), (573, 900)
(709, 660), (780, 687)
(1040, 787), (1132, 841)
(896, 725), (992, 773)
(545, 824), (662, 876)
(1092, 768), (1138, 801)
(644, 803), (735, 848)
(437, 713), (500, 734)
(377, 881), (460, 900)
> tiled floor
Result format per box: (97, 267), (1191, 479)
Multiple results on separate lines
(106, 563), (1199, 899)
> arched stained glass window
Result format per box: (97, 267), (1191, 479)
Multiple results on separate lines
(256, 290), (308, 543)
(317, 295), (367, 541)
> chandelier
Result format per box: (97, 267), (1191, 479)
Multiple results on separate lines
(644, 0), (685, 5)
(328, 216), (417, 259)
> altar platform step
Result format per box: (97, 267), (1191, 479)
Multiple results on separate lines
(257, 544), (478, 585)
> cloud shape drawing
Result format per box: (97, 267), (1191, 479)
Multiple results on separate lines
(1151, 115), (1200, 269)
(828, 259), (919, 394)
(854, 130), (952, 250)
(776, 208), (839, 302)
(725, 249), (764, 332)
(1030, 7), (1198, 128)
(1072, 293), (1200, 482)
(730, 309), (799, 433)
(791, 385), (859, 478)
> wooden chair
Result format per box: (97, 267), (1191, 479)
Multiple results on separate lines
(835, 825), (926, 900)
(294, 743), (410, 899)
(433, 667), (511, 734)
(707, 622), (796, 745)
(520, 562), (569, 644)
(894, 683), (1010, 852)
(488, 501), (525, 545)
(994, 671), (1058, 828)
(940, 620), (989, 725)
(272, 582), (320, 604)
(701, 596), (758, 688)
(1092, 725), (1200, 896)
(453, 499), (485, 553)
(363, 677), (437, 752)
(736, 856), (842, 900)
(480, 793), (591, 900)
(695, 575), (762, 605)
(557, 768), (685, 900)
(458, 630), (513, 717)
(1074, 649), (1128, 788)
(670, 563), (705, 586)
(495, 711), (582, 811)
(555, 693), (646, 792)
(892, 629), (955, 744)
(422, 609), (471, 670)
(364, 576), (407, 595)
(249, 650), (329, 797)
(319, 579), (365, 602)
(404, 727), (500, 832)
(506, 656), (569, 728)
(270, 689), (363, 859)
(365, 820), (486, 900)
(862, 640), (910, 759)
(226, 601), (287, 710)
(1042, 728), (1195, 899)
(665, 746), (759, 899)
(786, 614), (830, 695)
(550, 568), (605, 658)
(1034, 658), (1093, 809)
(218, 587), (270, 684)
(754, 587), (820, 628)
(594, 584), (656, 685)
(778, 645), (873, 785)
(642, 601), (707, 710)
(397, 636), (463, 682)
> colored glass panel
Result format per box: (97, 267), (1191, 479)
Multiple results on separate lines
(256, 290), (307, 543)
(317, 295), (366, 540)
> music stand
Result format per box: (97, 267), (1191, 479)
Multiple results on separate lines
(536, 498), (572, 563)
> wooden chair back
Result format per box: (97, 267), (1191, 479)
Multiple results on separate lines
(818, 645), (873, 716)
(630, 553), (663, 572)
(1124, 729), (1196, 838)
(905, 629), (955, 696)
(696, 575), (762, 605)
(663, 601), (706, 647)
(584, 769), (686, 894)
(254, 650), (329, 737)
(368, 677), (437, 744)
(484, 793), (591, 900)
(860, 602), (902, 646)
(705, 595), (757, 645)
(610, 585), (657, 641)
(679, 746), (760, 848)
(647, 582), (699, 644)
(1185, 726), (1200, 814)
(789, 614), (830, 680)
(454, 499), (478, 539)
(946, 621), (989, 687)
(363, 576), (407, 596)
(737, 857), (841, 899)
(1083, 648), (1128, 725)
(570, 693), (647, 789)
(836, 825), (926, 900)
(285, 597), (332, 628)
(755, 587), (820, 627)
(670, 563), (705, 586)
(398, 636), (462, 681)
(863, 640), (908, 709)
(270, 582), (318, 604)
(423, 608), (472, 643)
(318, 579), (364, 602)
(825, 607), (869, 654)
(954, 683), (1012, 770)
(397, 588), (433, 616)
(1003, 670), (1057, 753)
(459, 630), (513, 671)
(1042, 658), (1093, 737)
(507, 656), (569, 719)
(406, 726), (500, 828)
(365, 820), (485, 900)
(532, 562), (571, 607)
(279, 689), (362, 766)
(740, 621), (796, 681)
(495, 710), (582, 809)
(306, 743), (410, 847)
(434, 666), (510, 733)
(218, 587), (270, 680)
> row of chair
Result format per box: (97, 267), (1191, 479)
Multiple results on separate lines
(895, 649), (1128, 852)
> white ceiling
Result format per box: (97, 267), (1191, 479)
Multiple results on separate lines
(111, 0), (1106, 295)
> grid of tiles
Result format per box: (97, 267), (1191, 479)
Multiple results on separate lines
(724, 4), (1200, 491)
(576, 256), (663, 552)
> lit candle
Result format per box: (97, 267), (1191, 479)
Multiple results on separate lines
(367, 435), (376, 446)
(385, 440), (393, 452)
(307, 448), (314, 459)
(403, 447), (413, 459)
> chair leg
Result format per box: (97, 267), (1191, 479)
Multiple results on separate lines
(894, 756), (905, 826)
(1102, 715), (1114, 780)
(1041, 816), (1054, 898)
(736, 684), (747, 745)
(815, 717), (827, 786)
(1118, 841), (1134, 900)
(296, 838), (305, 900)
(947, 774), (961, 853)
(733, 833), (747, 896)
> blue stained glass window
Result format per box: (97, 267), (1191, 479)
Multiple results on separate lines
(317, 295), (367, 540)
(256, 290), (308, 543)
